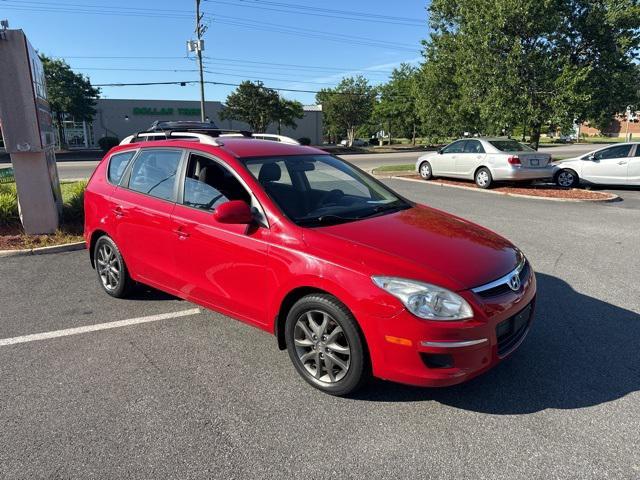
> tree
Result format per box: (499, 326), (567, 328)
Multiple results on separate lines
(275, 98), (304, 134)
(416, 0), (640, 149)
(375, 64), (420, 145)
(220, 81), (303, 133)
(316, 76), (377, 146)
(40, 55), (100, 149)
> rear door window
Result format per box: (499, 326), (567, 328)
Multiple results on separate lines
(107, 151), (136, 185)
(463, 140), (485, 153)
(127, 149), (182, 202)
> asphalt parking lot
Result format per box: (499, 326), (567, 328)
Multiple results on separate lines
(1, 180), (639, 479)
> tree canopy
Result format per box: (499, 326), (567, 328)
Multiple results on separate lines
(40, 55), (100, 147)
(220, 80), (304, 133)
(316, 76), (377, 146)
(416, 0), (640, 148)
(375, 63), (420, 144)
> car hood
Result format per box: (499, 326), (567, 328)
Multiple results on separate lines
(307, 205), (519, 291)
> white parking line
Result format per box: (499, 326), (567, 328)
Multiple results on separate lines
(0, 308), (201, 347)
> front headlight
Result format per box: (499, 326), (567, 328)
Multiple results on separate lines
(372, 276), (473, 321)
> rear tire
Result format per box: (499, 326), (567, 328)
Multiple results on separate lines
(475, 167), (493, 189)
(555, 169), (579, 188)
(419, 161), (433, 180)
(285, 294), (369, 396)
(94, 235), (132, 298)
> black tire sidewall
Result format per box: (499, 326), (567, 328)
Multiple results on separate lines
(94, 236), (131, 298)
(475, 167), (493, 189)
(419, 161), (433, 180)
(285, 294), (367, 396)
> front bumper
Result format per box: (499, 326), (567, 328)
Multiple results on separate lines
(369, 270), (537, 388)
(492, 165), (556, 181)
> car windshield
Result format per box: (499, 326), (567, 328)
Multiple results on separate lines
(244, 154), (410, 227)
(489, 140), (534, 152)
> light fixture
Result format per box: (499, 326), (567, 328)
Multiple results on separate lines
(124, 115), (129, 121)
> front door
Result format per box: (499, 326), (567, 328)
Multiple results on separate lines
(435, 140), (466, 176)
(110, 148), (184, 291)
(171, 152), (271, 326)
(582, 144), (633, 185)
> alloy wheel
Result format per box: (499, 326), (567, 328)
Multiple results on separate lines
(420, 163), (431, 178)
(96, 243), (121, 291)
(557, 171), (575, 187)
(293, 310), (351, 383)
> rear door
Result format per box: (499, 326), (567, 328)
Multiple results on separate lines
(582, 144), (633, 185)
(456, 139), (486, 177)
(110, 148), (185, 290)
(628, 144), (640, 185)
(436, 140), (465, 176)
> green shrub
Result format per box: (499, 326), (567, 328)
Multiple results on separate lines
(62, 181), (86, 223)
(98, 136), (120, 152)
(0, 191), (19, 226)
(298, 137), (311, 145)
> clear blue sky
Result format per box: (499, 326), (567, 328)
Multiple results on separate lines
(2, 0), (429, 105)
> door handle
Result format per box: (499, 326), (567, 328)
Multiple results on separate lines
(618, 161), (628, 165)
(113, 206), (124, 218)
(173, 227), (190, 239)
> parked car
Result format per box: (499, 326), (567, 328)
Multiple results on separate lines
(415, 138), (554, 188)
(339, 139), (368, 147)
(85, 129), (536, 395)
(553, 142), (640, 187)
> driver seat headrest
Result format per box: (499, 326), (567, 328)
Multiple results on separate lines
(258, 162), (281, 183)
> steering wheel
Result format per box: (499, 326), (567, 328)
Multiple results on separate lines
(318, 189), (345, 207)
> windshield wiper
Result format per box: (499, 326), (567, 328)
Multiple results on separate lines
(359, 202), (410, 219)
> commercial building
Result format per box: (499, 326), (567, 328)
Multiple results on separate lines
(62, 98), (323, 148)
(580, 111), (640, 138)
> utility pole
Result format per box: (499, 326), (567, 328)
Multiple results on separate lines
(195, 0), (206, 122)
(625, 105), (633, 142)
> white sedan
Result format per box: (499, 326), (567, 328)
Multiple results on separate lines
(415, 138), (555, 188)
(553, 143), (640, 187)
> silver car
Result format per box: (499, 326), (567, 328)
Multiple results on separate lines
(415, 138), (555, 188)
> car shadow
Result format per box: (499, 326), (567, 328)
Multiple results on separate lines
(353, 272), (640, 414)
(126, 284), (180, 302)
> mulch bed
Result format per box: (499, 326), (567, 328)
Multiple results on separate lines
(404, 175), (615, 201)
(0, 223), (83, 251)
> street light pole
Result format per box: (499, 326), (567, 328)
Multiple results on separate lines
(195, 0), (206, 122)
(625, 105), (632, 142)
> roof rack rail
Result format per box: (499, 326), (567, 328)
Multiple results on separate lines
(119, 131), (226, 146)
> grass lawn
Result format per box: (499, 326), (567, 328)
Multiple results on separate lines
(373, 163), (415, 172)
(0, 180), (86, 250)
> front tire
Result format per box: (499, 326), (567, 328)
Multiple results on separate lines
(475, 167), (493, 189)
(419, 161), (433, 180)
(555, 169), (579, 188)
(94, 235), (132, 298)
(285, 294), (369, 396)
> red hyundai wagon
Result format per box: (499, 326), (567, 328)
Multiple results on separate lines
(84, 129), (536, 395)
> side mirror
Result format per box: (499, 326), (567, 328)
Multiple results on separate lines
(587, 154), (596, 161)
(437, 148), (444, 154)
(213, 200), (253, 224)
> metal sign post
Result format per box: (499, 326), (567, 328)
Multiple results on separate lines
(0, 28), (62, 234)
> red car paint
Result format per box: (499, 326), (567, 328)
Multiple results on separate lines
(85, 138), (536, 387)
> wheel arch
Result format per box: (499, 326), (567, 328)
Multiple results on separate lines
(88, 229), (109, 269)
(274, 286), (333, 350)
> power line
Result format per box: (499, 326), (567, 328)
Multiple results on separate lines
(204, 0), (425, 27)
(2, 0), (418, 52)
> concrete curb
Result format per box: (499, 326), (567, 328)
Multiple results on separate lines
(0, 241), (86, 259)
(384, 175), (620, 203)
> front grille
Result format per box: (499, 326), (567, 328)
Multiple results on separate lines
(475, 260), (531, 298)
(495, 302), (533, 357)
